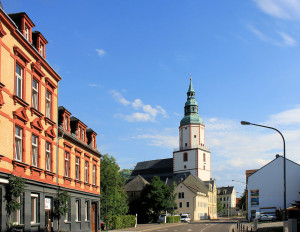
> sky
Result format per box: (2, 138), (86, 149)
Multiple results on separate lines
(3, 0), (300, 197)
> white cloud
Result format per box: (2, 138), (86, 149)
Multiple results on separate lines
(88, 83), (102, 88)
(278, 31), (297, 46)
(248, 25), (297, 47)
(111, 90), (131, 106)
(253, 0), (300, 20)
(95, 48), (106, 57)
(111, 90), (168, 122)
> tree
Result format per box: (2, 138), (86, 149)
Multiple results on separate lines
(54, 190), (70, 232)
(5, 176), (25, 229)
(139, 176), (176, 222)
(217, 198), (223, 213)
(240, 188), (246, 211)
(101, 154), (128, 228)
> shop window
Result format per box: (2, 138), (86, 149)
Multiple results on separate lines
(75, 199), (80, 221)
(32, 79), (38, 110)
(15, 64), (23, 98)
(31, 194), (39, 224)
(45, 142), (51, 171)
(15, 126), (23, 161)
(31, 135), (38, 167)
(85, 201), (89, 221)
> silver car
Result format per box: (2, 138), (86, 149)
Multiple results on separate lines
(258, 214), (276, 222)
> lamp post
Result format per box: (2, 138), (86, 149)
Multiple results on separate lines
(240, 121), (286, 221)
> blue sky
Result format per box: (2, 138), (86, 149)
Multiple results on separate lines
(4, 0), (300, 196)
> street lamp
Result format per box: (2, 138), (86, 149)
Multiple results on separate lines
(240, 121), (286, 221)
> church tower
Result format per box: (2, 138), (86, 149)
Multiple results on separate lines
(173, 79), (211, 181)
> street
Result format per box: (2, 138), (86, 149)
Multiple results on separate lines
(147, 223), (233, 232)
(111, 222), (235, 232)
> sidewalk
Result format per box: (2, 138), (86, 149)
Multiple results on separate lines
(230, 221), (283, 232)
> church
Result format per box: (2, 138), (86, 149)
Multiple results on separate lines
(125, 79), (217, 220)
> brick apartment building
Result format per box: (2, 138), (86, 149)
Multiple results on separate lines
(0, 5), (102, 232)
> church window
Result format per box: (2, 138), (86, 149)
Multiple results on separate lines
(203, 153), (206, 162)
(203, 165), (205, 170)
(183, 153), (188, 162)
(194, 135), (196, 138)
(185, 143), (187, 147)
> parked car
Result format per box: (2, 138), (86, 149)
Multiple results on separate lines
(257, 214), (276, 222)
(180, 214), (191, 222)
(158, 214), (171, 223)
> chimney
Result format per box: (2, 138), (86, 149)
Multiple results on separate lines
(276, 154), (280, 158)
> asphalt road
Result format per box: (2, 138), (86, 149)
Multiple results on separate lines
(144, 222), (234, 232)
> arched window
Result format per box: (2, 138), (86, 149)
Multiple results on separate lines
(183, 153), (188, 162)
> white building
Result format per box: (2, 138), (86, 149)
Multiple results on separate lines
(217, 186), (236, 216)
(247, 155), (300, 220)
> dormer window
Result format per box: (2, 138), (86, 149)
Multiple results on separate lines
(82, 130), (85, 141)
(39, 43), (44, 56)
(64, 116), (69, 131)
(78, 127), (81, 137)
(25, 25), (29, 41)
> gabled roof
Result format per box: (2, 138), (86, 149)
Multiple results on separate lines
(183, 173), (209, 194)
(217, 186), (234, 195)
(131, 158), (173, 178)
(125, 175), (149, 192)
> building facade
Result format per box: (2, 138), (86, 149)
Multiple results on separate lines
(247, 155), (300, 221)
(0, 7), (101, 232)
(217, 186), (236, 216)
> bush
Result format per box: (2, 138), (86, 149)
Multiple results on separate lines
(166, 215), (181, 223)
(108, 215), (136, 229)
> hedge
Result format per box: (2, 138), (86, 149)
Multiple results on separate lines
(166, 215), (181, 223)
(109, 215), (136, 229)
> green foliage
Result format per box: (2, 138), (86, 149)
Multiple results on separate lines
(101, 154), (128, 226)
(240, 188), (246, 210)
(139, 176), (176, 222)
(5, 176), (25, 215)
(107, 215), (136, 230)
(166, 215), (180, 223)
(217, 198), (223, 213)
(53, 190), (70, 220)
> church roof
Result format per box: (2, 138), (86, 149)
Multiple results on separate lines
(131, 158), (173, 176)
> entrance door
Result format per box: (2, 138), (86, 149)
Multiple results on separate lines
(45, 197), (52, 232)
(91, 203), (96, 232)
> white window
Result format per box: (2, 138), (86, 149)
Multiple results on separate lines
(75, 200), (80, 221)
(15, 64), (23, 98)
(46, 91), (51, 118)
(92, 137), (95, 148)
(15, 126), (22, 161)
(92, 165), (96, 185)
(12, 197), (21, 224)
(32, 135), (38, 167)
(31, 194), (38, 224)
(64, 116), (68, 130)
(78, 127), (81, 138)
(85, 161), (89, 183)
(46, 142), (51, 171)
(85, 201), (89, 221)
(65, 152), (70, 177)
(82, 130), (84, 141)
(75, 157), (80, 180)
(24, 25), (29, 41)
(32, 79), (38, 109)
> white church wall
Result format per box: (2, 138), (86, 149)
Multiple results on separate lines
(200, 125), (205, 146)
(190, 125), (200, 148)
(180, 126), (190, 149)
